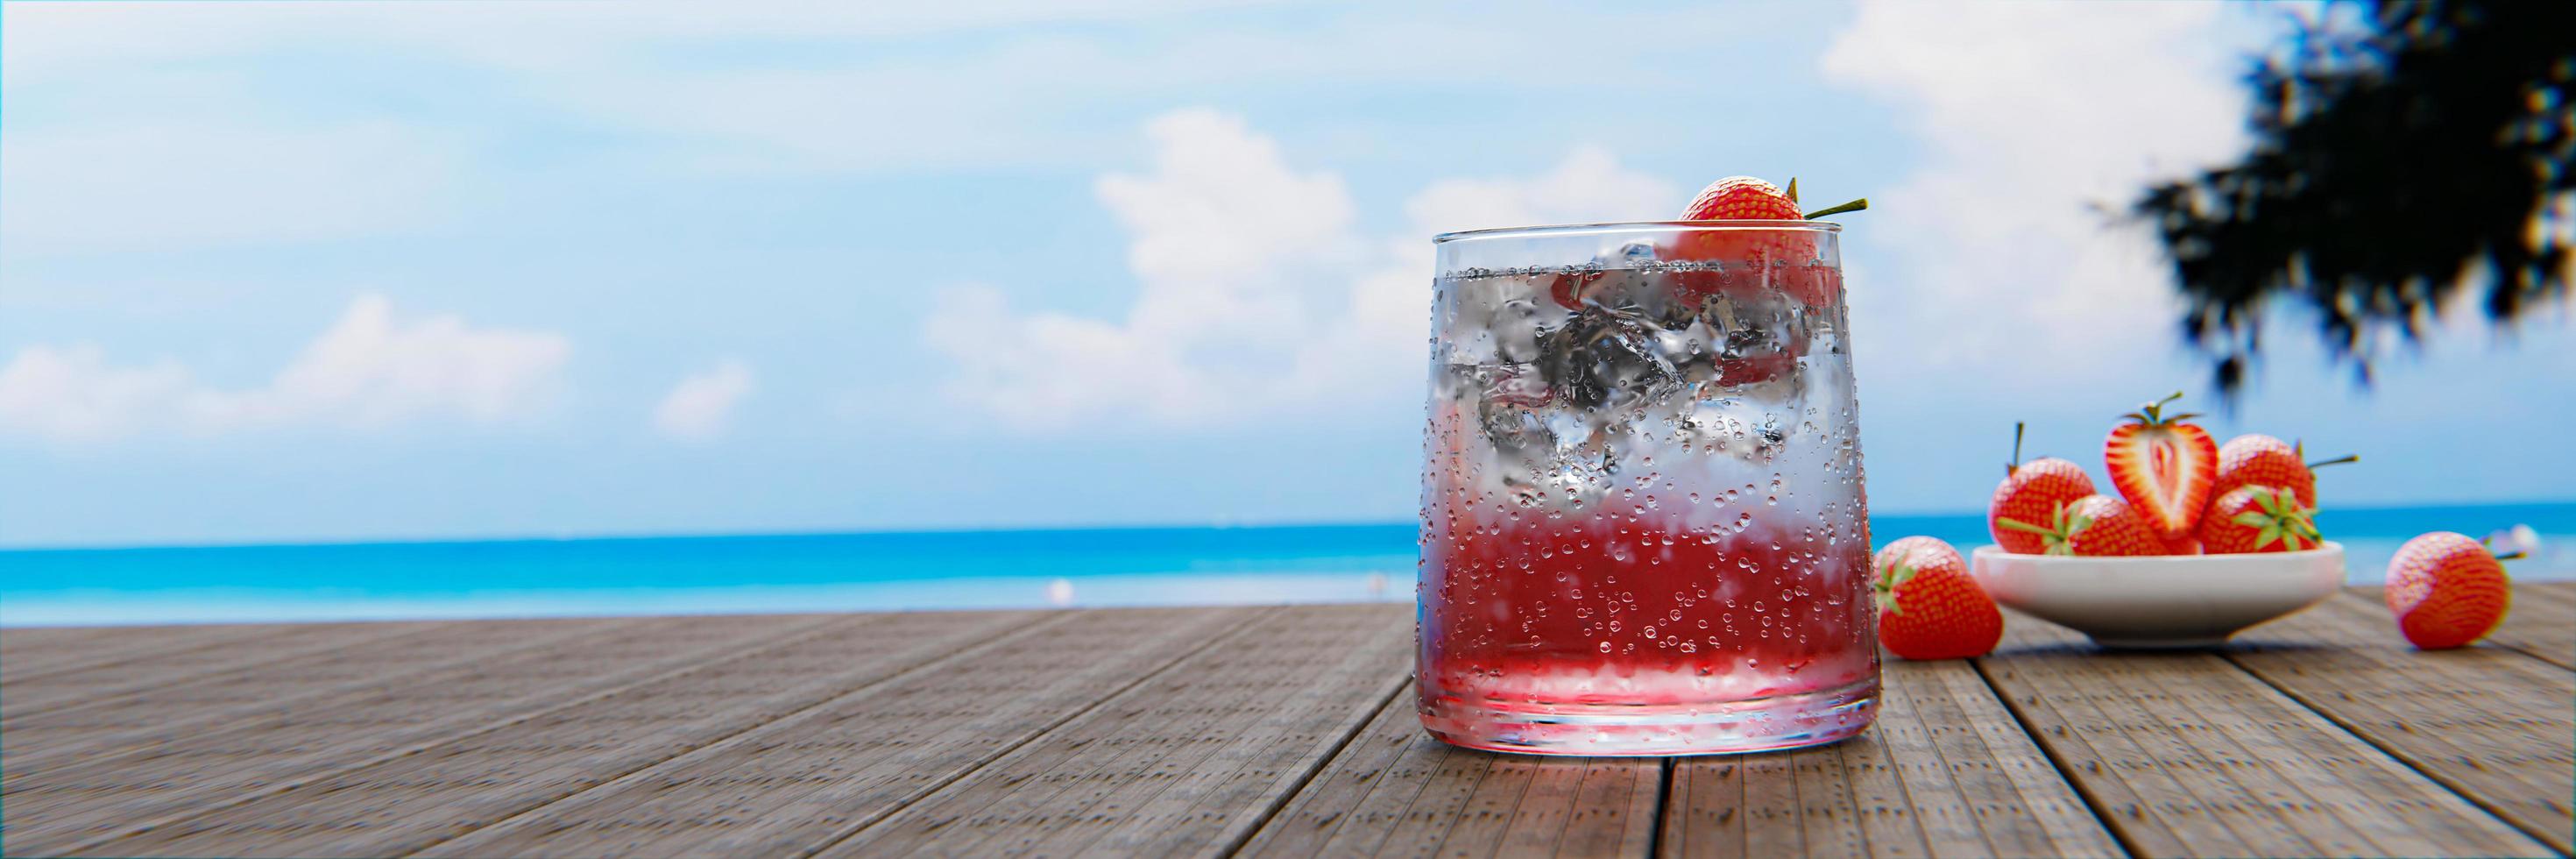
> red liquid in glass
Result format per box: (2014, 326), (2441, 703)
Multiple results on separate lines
(1419, 505), (1874, 711)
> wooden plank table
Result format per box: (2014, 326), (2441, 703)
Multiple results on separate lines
(4, 584), (2568, 857)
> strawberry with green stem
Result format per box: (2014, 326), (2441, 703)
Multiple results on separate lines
(2104, 392), (2219, 542)
(1997, 493), (2167, 557)
(1871, 536), (2002, 660)
(1989, 422), (2097, 555)
(2210, 433), (2357, 510)
(2199, 485), (2324, 553)
(1667, 176), (1867, 308)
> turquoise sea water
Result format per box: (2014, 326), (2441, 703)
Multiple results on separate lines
(4, 502), (2568, 627)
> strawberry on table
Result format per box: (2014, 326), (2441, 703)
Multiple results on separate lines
(2385, 531), (2516, 650)
(1989, 422), (2096, 555)
(1872, 536), (2002, 660)
(2210, 433), (2357, 509)
(2199, 485), (2324, 554)
(2103, 392), (2219, 542)
(1997, 493), (2167, 557)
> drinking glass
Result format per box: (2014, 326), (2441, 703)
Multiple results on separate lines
(1418, 221), (1878, 755)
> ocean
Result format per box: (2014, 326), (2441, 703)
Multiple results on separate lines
(4, 502), (2569, 627)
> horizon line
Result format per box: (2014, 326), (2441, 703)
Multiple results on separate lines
(6, 497), (2572, 554)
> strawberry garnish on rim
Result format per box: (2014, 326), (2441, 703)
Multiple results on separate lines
(1667, 176), (1868, 309)
(2103, 392), (2219, 540)
(1680, 176), (1804, 221)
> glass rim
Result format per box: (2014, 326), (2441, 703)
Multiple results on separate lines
(1433, 219), (1844, 245)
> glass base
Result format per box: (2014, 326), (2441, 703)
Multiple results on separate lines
(1419, 675), (1879, 756)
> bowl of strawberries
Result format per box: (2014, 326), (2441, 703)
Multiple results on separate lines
(1966, 394), (2353, 649)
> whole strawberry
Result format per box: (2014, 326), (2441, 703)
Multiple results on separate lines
(1998, 494), (2166, 557)
(2104, 392), (2219, 541)
(1668, 176), (1866, 308)
(2199, 485), (2324, 553)
(1680, 175), (1804, 221)
(2385, 531), (2515, 650)
(1989, 422), (2096, 555)
(1872, 536), (2002, 660)
(2210, 433), (2357, 510)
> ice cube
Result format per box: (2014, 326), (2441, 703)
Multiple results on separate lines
(1537, 305), (1681, 411)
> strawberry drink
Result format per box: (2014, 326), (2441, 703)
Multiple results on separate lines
(1420, 194), (1877, 755)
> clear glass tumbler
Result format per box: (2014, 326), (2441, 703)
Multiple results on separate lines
(1418, 221), (1878, 756)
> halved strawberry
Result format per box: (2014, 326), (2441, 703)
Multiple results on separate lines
(1996, 494), (2166, 557)
(1988, 422), (2096, 555)
(2198, 485), (2323, 554)
(2103, 392), (2219, 540)
(2210, 433), (2357, 510)
(1872, 536), (2002, 660)
(2385, 531), (2516, 650)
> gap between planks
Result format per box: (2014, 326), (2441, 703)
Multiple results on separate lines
(404, 606), (1288, 851)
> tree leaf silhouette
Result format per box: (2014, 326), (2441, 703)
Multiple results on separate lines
(2135, 0), (2573, 398)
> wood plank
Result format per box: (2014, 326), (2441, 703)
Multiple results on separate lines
(1, 623), (312, 685)
(402, 607), (1261, 858)
(1659, 659), (2121, 859)
(1, 617), (631, 774)
(1235, 693), (1572, 857)
(74, 608), (1058, 858)
(803, 603), (1413, 857)
(0, 620), (448, 720)
(2226, 593), (2576, 854)
(3, 612), (868, 856)
(2492, 582), (2576, 670)
(1980, 611), (2553, 857)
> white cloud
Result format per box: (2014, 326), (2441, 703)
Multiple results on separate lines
(924, 110), (1678, 430)
(0, 295), (570, 443)
(0, 345), (193, 444)
(651, 359), (755, 441)
(1820, 2), (2273, 384)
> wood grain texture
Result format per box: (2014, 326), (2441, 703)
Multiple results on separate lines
(2490, 582), (2576, 670)
(415, 607), (1263, 858)
(1239, 695), (1662, 858)
(1, 617), (632, 775)
(4, 613), (857, 855)
(2227, 592), (2576, 854)
(1660, 658), (2121, 859)
(0, 621), (446, 720)
(7, 601), (2574, 859)
(74, 609), (1045, 858)
(808, 603), (1412, 858)
(1, 623), (312, 685)
(1981, 609), (2555, 858)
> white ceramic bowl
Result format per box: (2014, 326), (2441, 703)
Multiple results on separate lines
(1968, 542), (2346, 649)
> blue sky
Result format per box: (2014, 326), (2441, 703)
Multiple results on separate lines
(3, 1), (2569, 548)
